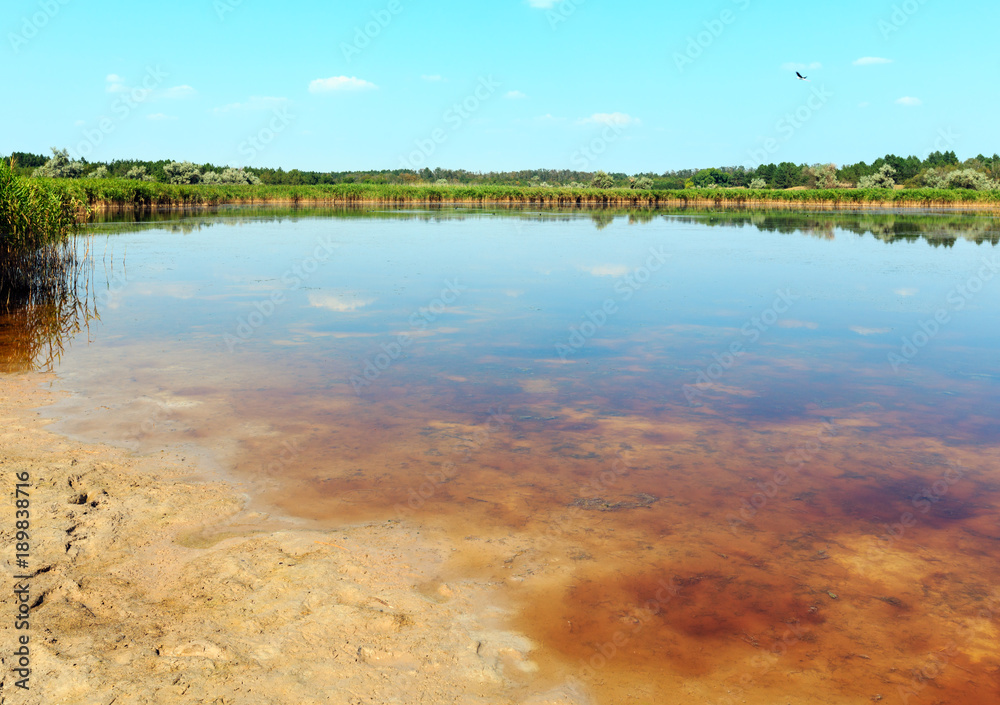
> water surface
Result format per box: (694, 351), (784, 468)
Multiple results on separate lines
(7, 207), (1000, 704)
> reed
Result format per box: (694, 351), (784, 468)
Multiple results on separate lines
(2, 159), (88, 296)
(31, 178), (1000, 211)
(1, 159), (93, 370)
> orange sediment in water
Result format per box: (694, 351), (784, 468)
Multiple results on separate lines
(176, 365), (999, 704)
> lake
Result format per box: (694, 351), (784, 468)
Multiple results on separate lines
(6, 206), (1000, 704)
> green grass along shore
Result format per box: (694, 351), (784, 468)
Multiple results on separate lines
(32, 178), (1000, 210)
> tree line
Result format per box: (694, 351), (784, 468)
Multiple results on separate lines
(6, 148), (1000, 191)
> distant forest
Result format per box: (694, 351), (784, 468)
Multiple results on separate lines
(6, 148), (1000, 191)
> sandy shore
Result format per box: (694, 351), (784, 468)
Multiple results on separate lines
(0, 373), (587, 705)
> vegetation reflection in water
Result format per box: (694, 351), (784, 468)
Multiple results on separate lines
(7, 206), (1000, 704)
(80, 204), (1000, 246)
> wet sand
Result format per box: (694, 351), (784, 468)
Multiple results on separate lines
(0, 374), (586, 705)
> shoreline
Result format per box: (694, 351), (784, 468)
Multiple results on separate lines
(0, 373), (582, 705)
(85, 196), (1000, 212)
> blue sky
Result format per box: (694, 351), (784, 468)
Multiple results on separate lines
(3, 0), (998, 173)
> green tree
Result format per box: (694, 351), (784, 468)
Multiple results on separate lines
(772, 162), (801, 189)
(691, 168), (729, 187)
(8, 152), (48, 168)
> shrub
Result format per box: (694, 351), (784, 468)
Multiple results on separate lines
(32, 148), (86, 179)
(125, 166), (155, 182)
(857, 164), (896, 189)
(590, 171), (614, 189)
(163, 161), (202, 184)
(807, 164), (838, 189)
(201, 168), (262, 185)
(924, 168), (998, 191)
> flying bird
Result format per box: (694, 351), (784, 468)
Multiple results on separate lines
(796, 71), (809, 81)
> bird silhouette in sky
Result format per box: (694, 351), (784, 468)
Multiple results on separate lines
(796, 71), (809, 81)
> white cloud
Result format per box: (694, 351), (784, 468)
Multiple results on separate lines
(105, 74), (128, 93)
(778, 320), (819, 330)
(582, 264), (630, 277)
(163, 84), (197, 99)
(421, 74), (444, 82)
(850, 326), (890, 336)
(505, 90), (528, 100)
(578, 112), (640, 127)
(894, 288), (919, 296)
(212, 96), (289, 113)
(782, 62), (822, 72)
(309, 76), (377, 93)
(307, 293), (375, 312)
(527, 0), (559, 7)
(106, 74), (196, 101)
(147, 113), (177, 121)
(853, 56), (893, 66)
(896, 96), (922, 106)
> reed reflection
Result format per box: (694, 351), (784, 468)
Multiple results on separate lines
(0, 237), (99, 373)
